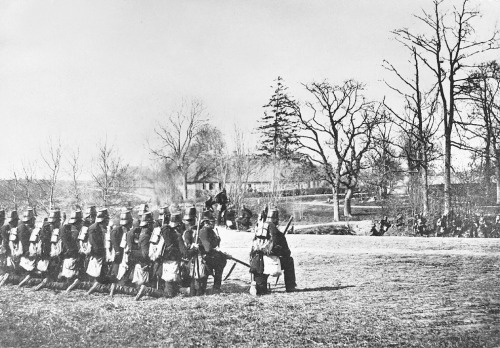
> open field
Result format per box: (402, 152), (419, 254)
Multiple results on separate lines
(1, 230), (500, 347)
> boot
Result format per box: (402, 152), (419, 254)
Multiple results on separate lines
(87, 281), (100, 295)
(135, 284), (146, 301)
(34, 278), (48, 291)
(18, 274), (31, 288)
(66, 278), (81, 293)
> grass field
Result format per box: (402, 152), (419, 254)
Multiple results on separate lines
(1, 229), (499, 347)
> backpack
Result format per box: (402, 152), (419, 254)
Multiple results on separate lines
(148, 227), (164, 261)
(50, 228), (62, 257)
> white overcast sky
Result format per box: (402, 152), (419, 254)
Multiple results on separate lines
(0, 0), (499, 179)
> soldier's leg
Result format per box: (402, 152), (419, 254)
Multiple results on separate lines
(164, 281), (179, 297)
(253, 273), (269, 295)
(281, 256), (297, 292)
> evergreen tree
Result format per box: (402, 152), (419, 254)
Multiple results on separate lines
(257, 77), (299, 160)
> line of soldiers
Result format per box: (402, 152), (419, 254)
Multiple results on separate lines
(413, 211), (500, 238)
(0, 203), (297, 298)
(0, 204), (227, 299)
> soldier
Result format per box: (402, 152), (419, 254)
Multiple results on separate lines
(0, 211), (19, 286)
(17, 209), (37, 287)
(199, 210), (227, 294)
(416, 214), (428, 237)
(237, 205), (253, 231)
(58, 210), (83, 291)
(109, 209), (133, 297)
(150, 206), (170, 290)
(169, 211), (190, 288)
(159, 212), (184, 297)
(34, 209), (63, 291)
(477, 213), (488, 238)
(66, 208), (91, 292)
(134, 211), (154, 301)
(214, 188), (228, 226)
(87, 209), (110, 295)
(249, 207), (296, 295)
(379, 216), (391, 236)
(182, 205), (208, 296)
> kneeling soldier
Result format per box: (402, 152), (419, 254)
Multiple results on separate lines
(199, 210), (226, 294)
(86, 209), (110, 295)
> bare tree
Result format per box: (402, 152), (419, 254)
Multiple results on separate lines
(228, 126), (256, 213)
(91, 140), (132, 207)
(394, 0), (499, 213)
(383, 47), (441, 216)
(292, 80), (382, 221)
(460, 61), (500, 202)
(150, 98), (208, 200)
(40, 137), (62, 210)
(68, 147), (83, 208)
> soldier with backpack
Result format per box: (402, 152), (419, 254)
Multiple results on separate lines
(86, 209), (110, 295)
(17, 209), (38, 287)
(0, 210), (19, 286)
(109, 209), (133, 297)
(133, 211), (154, 301)
(249, 207), (296, 295)
(34, 209), (63, 291)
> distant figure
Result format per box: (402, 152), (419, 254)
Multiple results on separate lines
(214, 188), (229, 226)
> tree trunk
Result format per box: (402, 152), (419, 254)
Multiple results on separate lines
(496, 160), (500, 205)
(332, 183), (340, 222)
(182, 171), (188, 201)
(344, 188), (353, 217)
(422, 167), (429, 217)
(444, 133), (452, 214)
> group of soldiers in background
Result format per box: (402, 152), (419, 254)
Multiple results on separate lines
(413, 211), (500, 238)
(0, 192), (296, 299)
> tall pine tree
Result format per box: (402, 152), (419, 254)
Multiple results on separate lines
(257, 76), (299, 160)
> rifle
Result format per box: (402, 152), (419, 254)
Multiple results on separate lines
(283, 216), (294, 235)
(191, 211), (202, 278)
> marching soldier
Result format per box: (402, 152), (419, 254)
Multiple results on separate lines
(0, 210), (19, 286)
(17, 209), (37, 287)
(134, 211), (154, 301)
(34, 209), (63, 291)
(199, 210), (226, 294)
(87, 209), (110, 295)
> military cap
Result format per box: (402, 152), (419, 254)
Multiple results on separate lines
(183, 206), (197, 221)
(159, 205), (170, 216)
(119, 210), (133, 226)
(68, 210), (83, 224)
(266, 207), (279, 222)
(96, 209), (109, 222)
(7, 210), (19, 222)
(22, 208), (35, 222)
(48, 209), (61, 223)
(169, 212), (182, 227)
(139, 211), (154, 227)
(84, 206), (97, 219)
(138, 203), (149, 217)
